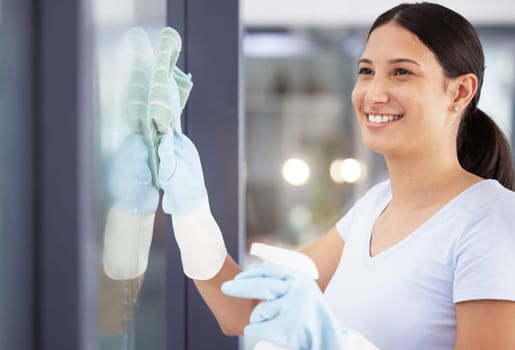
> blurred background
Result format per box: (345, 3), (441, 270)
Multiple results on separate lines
(0, 0), (514, 349)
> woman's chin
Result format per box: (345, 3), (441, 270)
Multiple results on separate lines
(362, 137), (393, 155)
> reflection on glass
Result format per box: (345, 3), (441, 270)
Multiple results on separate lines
(87, 0), (167, 349)
(102, 28), (158, 282)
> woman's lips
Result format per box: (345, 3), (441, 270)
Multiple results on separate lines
(365, 113), (403, 128)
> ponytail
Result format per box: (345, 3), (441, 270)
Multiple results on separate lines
(457, 108), (514, 190)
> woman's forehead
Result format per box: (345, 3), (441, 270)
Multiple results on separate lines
(361, 22), (437, 67)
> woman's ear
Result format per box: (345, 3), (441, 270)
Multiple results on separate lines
(449, 73), (478, 112)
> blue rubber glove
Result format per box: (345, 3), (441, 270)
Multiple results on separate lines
(222, 262), (377, 350)
(157, 79), (227, 280)
(158, 116), (207, 216)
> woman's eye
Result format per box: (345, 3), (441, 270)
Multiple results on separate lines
(393, 68), (411, 76)
(358, 67), (373, 75)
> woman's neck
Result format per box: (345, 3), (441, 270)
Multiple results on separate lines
(385, 152), (482, 211)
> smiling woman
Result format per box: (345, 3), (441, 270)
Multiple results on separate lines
(325, 3), (515, 349)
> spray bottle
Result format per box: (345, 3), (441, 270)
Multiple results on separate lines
(249, 242), (319, 350)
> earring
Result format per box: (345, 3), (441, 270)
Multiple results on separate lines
(453, 105), (459, 112)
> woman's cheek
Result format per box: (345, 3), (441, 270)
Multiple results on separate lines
(351, 83), (364, 113)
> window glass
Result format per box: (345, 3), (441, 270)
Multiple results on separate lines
(86, 1), (168, 349)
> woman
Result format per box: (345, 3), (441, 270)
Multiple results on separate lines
(157, 2), (515, 349)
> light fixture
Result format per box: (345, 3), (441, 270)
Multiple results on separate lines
(330, 158), (363, 184)
(282, 158), (310, 186)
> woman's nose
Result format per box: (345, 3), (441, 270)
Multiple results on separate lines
(364, 77), (390, 105)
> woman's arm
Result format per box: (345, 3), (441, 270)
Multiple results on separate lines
(301, 226), (345, 292)
(193, 255), (254, 336)
(455, 300), (515, 349)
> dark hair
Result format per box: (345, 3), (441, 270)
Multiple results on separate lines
(369, 2), (514, 190)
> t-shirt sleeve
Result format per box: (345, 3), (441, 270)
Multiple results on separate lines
(335, 200), (359, 242)
(453, 197), (515, 303)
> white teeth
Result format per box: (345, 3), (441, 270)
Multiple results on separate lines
(367, 114), (400, 123)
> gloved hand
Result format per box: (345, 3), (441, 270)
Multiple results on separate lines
(158, 117), (207, 216)
(158, 112), (227, 280)
(221, 262), (379, 350)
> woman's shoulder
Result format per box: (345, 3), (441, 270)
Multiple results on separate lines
(461, 179), (515, 211)
(452, 179), (515, 239)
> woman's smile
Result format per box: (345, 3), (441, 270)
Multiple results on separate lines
(365, 113), (403, 128)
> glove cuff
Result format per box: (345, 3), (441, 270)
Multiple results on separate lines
(172, 198), (227, 280)
(103, 207), (156, 280)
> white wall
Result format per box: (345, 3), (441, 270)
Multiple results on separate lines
(242, 0), (515, 27)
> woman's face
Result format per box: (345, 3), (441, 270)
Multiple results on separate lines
(352, 22), (457, 158)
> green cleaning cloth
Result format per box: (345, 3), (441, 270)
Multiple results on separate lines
(145, 27), (193, 187)
(121, 27), (193, 187)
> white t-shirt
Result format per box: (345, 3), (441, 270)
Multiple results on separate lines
(324, 179), (515, 350)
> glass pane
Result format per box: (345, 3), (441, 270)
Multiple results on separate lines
(85, 1), (168, 349)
